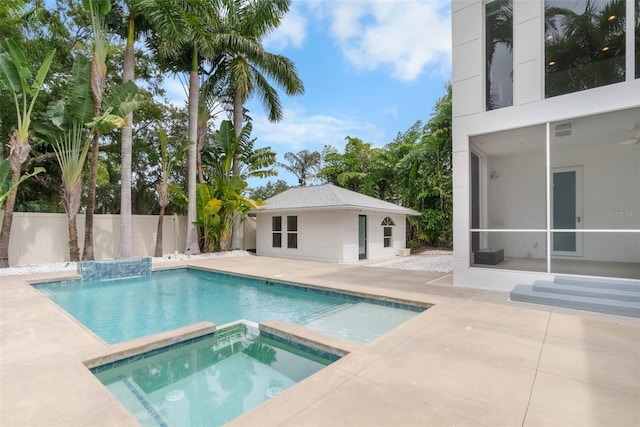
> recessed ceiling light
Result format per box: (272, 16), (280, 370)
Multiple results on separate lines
(608, 15), (616, 21)
(548, 61), (556, 66)
(602, 46), (610, 52)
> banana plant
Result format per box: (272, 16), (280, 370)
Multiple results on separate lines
(0, 39), (55, 267)
(196, 183), (223, 253)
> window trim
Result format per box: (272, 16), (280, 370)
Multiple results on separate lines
(382, 217), (395, 248)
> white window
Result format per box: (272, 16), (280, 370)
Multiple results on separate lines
(381, 217), (395, 248)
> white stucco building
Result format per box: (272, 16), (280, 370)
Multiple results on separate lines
(452, 0), (639, 299)
(254, 184), (419, 263)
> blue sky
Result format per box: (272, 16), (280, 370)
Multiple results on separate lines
(165, 0), (453, 187)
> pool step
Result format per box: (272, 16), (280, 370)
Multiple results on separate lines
(511, 276), (640, 318)
(300, 303), (355, 325)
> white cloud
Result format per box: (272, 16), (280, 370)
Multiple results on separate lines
(161, 75), (188, 108)
(325, 0), (451, 81)
(263, 6), (307, 50)
(251, 106), (384, 151)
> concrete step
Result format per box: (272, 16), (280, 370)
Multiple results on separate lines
(510, 285), (640, 318)
(532, 280), (640, 302)
(554, 275), (640, 293)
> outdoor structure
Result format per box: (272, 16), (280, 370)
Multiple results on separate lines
(254, 184), (419, 263)
(451, 0), (639, 297)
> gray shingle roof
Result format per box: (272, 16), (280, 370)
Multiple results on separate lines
(256, 184), (420, 215)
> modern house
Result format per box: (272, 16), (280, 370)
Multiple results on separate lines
(254, 184), (419, 263)
(452, 0), (639, 314)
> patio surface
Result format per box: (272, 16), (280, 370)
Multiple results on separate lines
(1, 256), (639, 426)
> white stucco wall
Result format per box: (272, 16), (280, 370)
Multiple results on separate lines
(255, 210), (407, 263)
(452, 0), (640, 290)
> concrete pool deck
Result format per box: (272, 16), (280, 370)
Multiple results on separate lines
(1, 256), (638, 426)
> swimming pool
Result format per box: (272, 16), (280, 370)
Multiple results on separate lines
(35, 267), (423, 344)
(92, 323), (335, 427)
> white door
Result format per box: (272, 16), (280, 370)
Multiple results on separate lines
(552, 166), (583, 256)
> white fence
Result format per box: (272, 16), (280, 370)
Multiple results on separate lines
(0, 211), (258, 267)
(0, 211), (187, 266)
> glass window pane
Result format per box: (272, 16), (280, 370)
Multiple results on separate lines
(384, 227), (392, 237)
(486, 0), (513, 110)
(287, 216), (297, 231)
(272, 216), (282, 231)
(287, 233), (297, 249)
(384, 237), (391, 248)
(272, 232), (281, 248)
(545, 0), (626, 98)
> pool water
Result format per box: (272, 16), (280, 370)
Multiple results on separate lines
(93, 324), (333, 427)
(35, 268), (422, 344)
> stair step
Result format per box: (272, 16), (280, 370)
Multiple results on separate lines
(532, 281), (640, 302)
(510, 285), (640, 318)
(554, 276), (640, 293)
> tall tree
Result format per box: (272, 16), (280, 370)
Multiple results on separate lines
(145, 0), (267, 255)
(204, 0), (304, 248)
(82, 0), (112, 261)
(117, 0), (144, 258)
(0, 39), (55, 267)
(154, 123), (189, 257)
(278, 150), (320, 186)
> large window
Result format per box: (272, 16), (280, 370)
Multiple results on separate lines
(287, 216), (298, 249)
(272, 216), (282, 248)
(545, 0), (627, 97)
(382, 217), (395, 248)
(485, 0), (513, 110)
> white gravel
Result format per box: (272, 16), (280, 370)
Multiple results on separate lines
(0, 250), (253, 277)
(0, 249), (452, 276)
(365, 250), (453, 273)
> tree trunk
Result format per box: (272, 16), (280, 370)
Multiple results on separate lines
(67, 214), (80, 262)
(0, 131), (31, 267)
(154, 204), (165, 257)
(0, 169), (21, 267)
(118, 14), (136, 259)
(82, 129), (99, 261)
(230, 90), (243, 250)
(185, 47), (201, 255)
(84, 47), (106, 261)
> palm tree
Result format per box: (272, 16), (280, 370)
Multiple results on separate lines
(278, 150), (321, 186)
(83, 0), (112, 261)
(143, 0), (225, 255)
(154, 123), (189, 257)
(0, 39), (55, 267)
(204, 0), (304, 248)
(144, 0), (267, 255)
(117, 0), (152, 259)
(52, 124), (90, 262)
